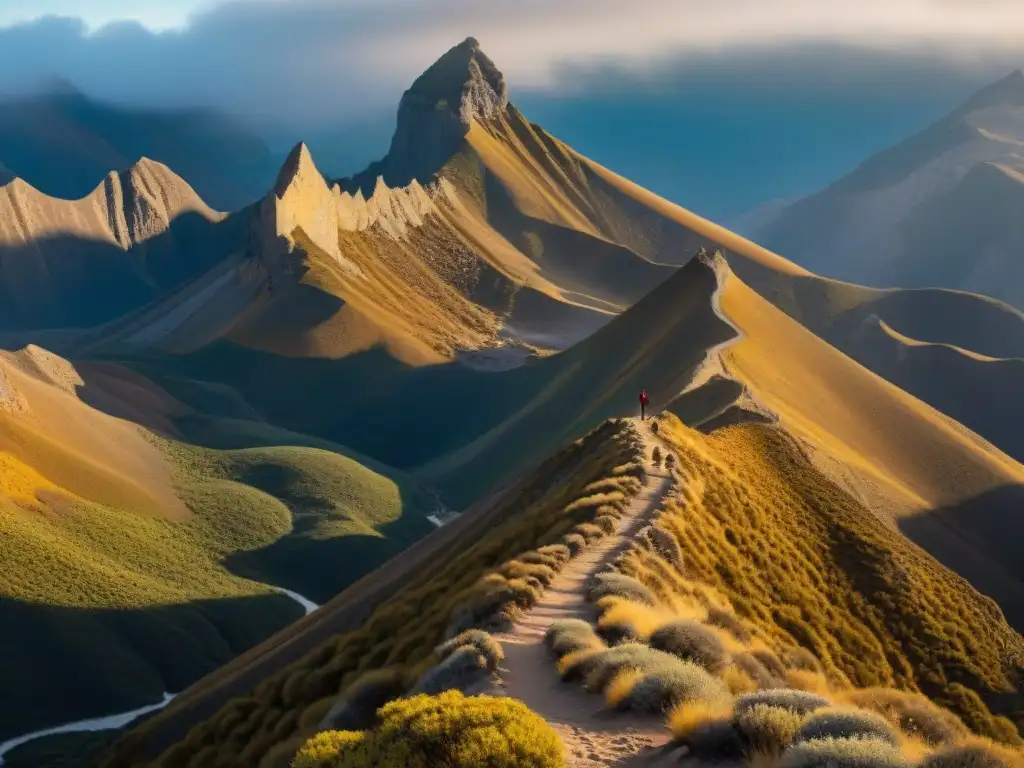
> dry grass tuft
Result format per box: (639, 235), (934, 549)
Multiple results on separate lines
(435, 630), (504, 672)
(794, 707), (901, 746)
(733, 652), (785, 690)
(292, 691), (566, 767)
(778, 736), (910, 768)
(736, 689), (832, 717)
(411, 645), (490, 695)
(544, 619), (604, 658)
(734, 702), (805, 758)
(589, 573), (658, 606)
(623, 660), (730, 714)
(919, 739), (1024, 768)
(705, 606), (752, 643)
(647, 619), (729, 673)
(319, 668), (408, 732)
(786, 669), (833, 697)
(561, 533), (586, 556)
(840, 688), (970, 747)
(723, 662), (761, 695)
(595, 596), (672, 641)
(606, 668), (644, 707)
(669, 701), (741, 759)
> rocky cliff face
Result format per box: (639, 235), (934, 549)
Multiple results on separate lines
(346, 37), (511, 190)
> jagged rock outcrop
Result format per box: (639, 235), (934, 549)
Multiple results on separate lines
(345, 37), (510, 190)
(0, 158), (233, 329)
(254, 142), (460, 281)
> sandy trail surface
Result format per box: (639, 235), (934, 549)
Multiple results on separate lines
(493, 423), (678, 767)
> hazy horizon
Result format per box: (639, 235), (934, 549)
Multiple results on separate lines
(1, 1), (1021, 218)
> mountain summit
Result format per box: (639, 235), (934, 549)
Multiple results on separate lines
(347, 37), (512, 189)
(404, 37), (509, 124)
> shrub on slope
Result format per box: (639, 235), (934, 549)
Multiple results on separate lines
(611, 414), (1024, 743)
(292, 691), (565, 768)
(102, 419), (642, 767)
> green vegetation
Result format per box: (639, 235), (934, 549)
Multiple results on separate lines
(291, 691), (565, 767)
(0, 430), (433, 743)
(102, 419), (644, 767)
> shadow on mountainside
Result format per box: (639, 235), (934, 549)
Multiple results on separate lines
(0, 592), (302, 743)
(0, 210), (245, 333)
(898, 483), (1024, 633)
(104, 253), (732, 508)
(666, 373), (773, 431)
(224, 508), (436, 606)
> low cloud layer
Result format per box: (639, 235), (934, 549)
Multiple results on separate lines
(0, 0), (1022, 131)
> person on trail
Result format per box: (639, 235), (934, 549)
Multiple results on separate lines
(639, 389), (650, 420)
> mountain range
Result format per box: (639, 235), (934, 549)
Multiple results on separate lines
(0, 37), (1023, 768)
(753, 69), (1024, 310)
(0, 82), (279, 212)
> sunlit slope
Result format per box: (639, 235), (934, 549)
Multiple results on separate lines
(0, 344), (437, 741)
(717, 273), (1024, 631)
(842, 317), (1024, 463)
(0, 344), (185, 517)
(411, 253), (736, 502)
(655, 414), (1024, 741)
(719, 273), (1024, 511)
(67, 141), (631, 364)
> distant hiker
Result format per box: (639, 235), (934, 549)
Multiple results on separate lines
(639, 389), (650, 420)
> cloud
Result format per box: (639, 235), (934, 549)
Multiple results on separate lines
(0, 0), (1020, 131)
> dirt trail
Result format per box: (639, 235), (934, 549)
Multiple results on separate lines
(493, 422), (675, 767)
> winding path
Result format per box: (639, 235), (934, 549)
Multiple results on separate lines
(492, 423), (675, 767)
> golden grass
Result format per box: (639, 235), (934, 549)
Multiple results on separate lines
(596, 596), (675, 640)
(723, 663), (760, 695)
(104, 419), (643, 767)
(558, 648), (602, 679)
(619, 414), (1024, 744)
(606, 669), (643, 707)
(785, 670), (833, 697)
(719, 273), (1024, 513)
(668, 700), (734, 741)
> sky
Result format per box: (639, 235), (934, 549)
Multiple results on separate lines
(0, 0), (1021, 219)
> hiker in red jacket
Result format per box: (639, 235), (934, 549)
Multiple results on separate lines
(639, 389), (650, 420)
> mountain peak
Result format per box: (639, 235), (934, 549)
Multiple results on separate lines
(347, 37), (510, 189)
(273, 142), (323, 199)
(405, 36), (508, 124)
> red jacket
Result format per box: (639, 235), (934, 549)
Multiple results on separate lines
(639, 391), (649, 406)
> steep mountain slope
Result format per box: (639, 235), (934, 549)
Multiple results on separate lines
(5, 37), (1024, 768)
(0, 84), (276, 211)
(831, 316), (1024, 464)
(98, 256), (1024, 768)
(754, 70), (1024, 308)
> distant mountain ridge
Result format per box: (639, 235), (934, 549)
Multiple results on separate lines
(753, 69), (1024, 308)
(0, 84), (277, 211)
